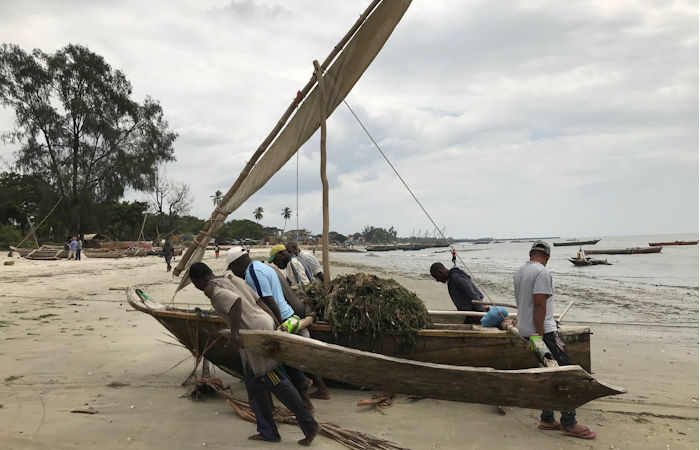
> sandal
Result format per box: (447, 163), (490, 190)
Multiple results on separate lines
(538, 421), (561, 430)
(562, 426), (597, 440)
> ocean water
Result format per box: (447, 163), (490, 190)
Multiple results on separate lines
(331, 233), (699, 325)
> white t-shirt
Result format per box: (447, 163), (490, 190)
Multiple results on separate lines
(513, 261), (556, 338)
(298, 250), (323, 277)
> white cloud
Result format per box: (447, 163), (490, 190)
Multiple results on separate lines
(0, 0), (697, 238)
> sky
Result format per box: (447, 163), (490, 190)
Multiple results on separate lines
(0, 0), (697, 239)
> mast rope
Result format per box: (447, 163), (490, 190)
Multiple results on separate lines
(321, 71), (504, 318)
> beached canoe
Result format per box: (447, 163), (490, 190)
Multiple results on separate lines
(126, 288), (592, 380)
(568, 258), (611, 266)
(649, 241), (698, 246)
(585, 247), (662, 255)
(240, 330), (624, 411)
(553, 239), (600, 247)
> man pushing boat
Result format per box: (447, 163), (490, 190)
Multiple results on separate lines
(188, 262), (320, 445)
(514, 241), (597, 440)
(430, 262), (486, 323)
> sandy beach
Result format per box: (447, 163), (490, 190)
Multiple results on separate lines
(0, 248), (697, 449)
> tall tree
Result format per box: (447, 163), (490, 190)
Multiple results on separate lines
(253, 206), (264, 223)
(281, 207), (292, 232)
(210, 190), (223, 206)
(149, 167), (192, 237)
(0, 44), (177, 236)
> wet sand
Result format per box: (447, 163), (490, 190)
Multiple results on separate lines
(0, 249), (697, 449)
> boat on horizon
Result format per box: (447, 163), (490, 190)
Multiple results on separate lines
(553, 239), (601, 247)
(585, 246), (662, 255)
(649, 240), (698, 246)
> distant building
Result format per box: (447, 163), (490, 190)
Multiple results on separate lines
(283, 228), (312, 243)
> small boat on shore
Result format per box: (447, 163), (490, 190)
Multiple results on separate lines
(553, 239), (600, 247)
(568, 257), (611, 266)
(649, 241), (698, 246)
(585, 247), (662, 255)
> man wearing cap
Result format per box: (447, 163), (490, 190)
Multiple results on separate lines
(514, 241), (596, 440)
(225, 247), (323, 402)
(286, 241), (324, 282)
(269, 244), (312, 287)
(188, 262), (319, 445)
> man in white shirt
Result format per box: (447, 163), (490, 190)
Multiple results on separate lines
(269, 244), (312, 286)
(286, 241), (324, 282)
(514, 241), (596, 440)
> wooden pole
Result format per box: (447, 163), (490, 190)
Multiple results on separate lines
(14, 195), (63, 248)
(26, 217), (40, 248)
(174, 0), (384, 277)
(314, 60), (331, 290)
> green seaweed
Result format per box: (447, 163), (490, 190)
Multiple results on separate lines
(298, 273), (431, 350)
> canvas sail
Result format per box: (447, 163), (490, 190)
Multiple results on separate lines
(173, 0), (411, 288)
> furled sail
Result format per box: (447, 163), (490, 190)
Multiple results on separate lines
(173, 0), (411, 289)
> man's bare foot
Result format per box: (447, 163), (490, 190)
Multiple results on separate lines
(301, 393), (315, 414)
(309, 390), (330, 400)
(298, 425), (320, 446)
(248, 434), (281, 442)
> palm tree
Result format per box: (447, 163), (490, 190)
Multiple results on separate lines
(281, 207), (292, 232)
(210, 190), (223, 206)
(253, 206), (264, 223)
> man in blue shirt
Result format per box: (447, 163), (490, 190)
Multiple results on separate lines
(225, 247), (320, 407)
(430, 262), (485, 323)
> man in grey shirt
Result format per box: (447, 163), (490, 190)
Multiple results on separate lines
(514, 241), (596, 440)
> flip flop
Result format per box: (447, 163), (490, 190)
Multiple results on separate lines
(538, 421), (561, 430)
(562, 426), (597, 440)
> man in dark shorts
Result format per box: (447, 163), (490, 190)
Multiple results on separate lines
(514, 241), (596, 440)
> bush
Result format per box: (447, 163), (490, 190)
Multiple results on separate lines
(0, 224), (23, 250)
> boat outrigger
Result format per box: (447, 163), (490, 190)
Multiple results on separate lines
(128, 0), (625, 411)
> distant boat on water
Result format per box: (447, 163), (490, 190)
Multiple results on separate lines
(585, 247), (662, 255)
(648, 241), (698, 246)
(553, 239), (600, 247)
(568, 257), (612, 266)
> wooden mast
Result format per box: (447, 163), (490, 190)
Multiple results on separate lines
(314, 60), (331, 290)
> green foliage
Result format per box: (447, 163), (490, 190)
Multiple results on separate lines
(362, 225), (397, 244)
(328, 231), (347, 243)
(299, 273), (432, 350)
(0, 224), (23, 249)
(177, 215), (205, 236)
(0, 172), (56, 234)
(0, 43), (177, 235)
(216, 219), (264, 241)
(104, 201), (148, 240)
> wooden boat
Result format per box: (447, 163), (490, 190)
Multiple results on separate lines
(127, 288), (593, 378)
(649, 240), (698, 246)
(585, 246), (662, 255)
(568, 257), (611, 266)
(241, 330), (624, 411)
(553, 239), (600, 247)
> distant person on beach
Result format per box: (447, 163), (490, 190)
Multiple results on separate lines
(76, 237), (82, 260)
(214, 245), (220, 259)
(286, 241), (324, 282)
(269, 244), (312, 286)
(226, 247), (331, 401)
(514, 240), (597, 440)
(188, 262), (320, 445)
(430, 262), (485, 324)
(162, 239), (174, 272)
(67, 237), (78, 260)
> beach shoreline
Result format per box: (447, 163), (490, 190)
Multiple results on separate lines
(0, 248), (697, 449)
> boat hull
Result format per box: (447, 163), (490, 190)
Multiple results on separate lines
(585, 246), (662, 255)
(241, 330), (623, 411)
(649, 241), (698, 246)
(127, 288), (591, 379)
(553, 239), (600, 247)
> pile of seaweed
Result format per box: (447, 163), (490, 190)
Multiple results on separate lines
(298, 273), (432, 350)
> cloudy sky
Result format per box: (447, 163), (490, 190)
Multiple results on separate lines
(0, 0), (697, 239)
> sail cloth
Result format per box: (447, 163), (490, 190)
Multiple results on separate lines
(174, 0), (411, 293)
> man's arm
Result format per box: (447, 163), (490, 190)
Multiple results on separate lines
(225, 298), (244, 348)
(533, 294), (548, 336)
(260, 295), (283, 324)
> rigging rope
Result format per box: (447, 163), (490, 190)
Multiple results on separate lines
(321, 72), (504, 317)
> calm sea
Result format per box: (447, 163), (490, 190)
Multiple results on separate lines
(331, 233), (699, 325)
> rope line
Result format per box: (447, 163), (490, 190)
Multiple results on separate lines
(322, 71), (504, 317)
